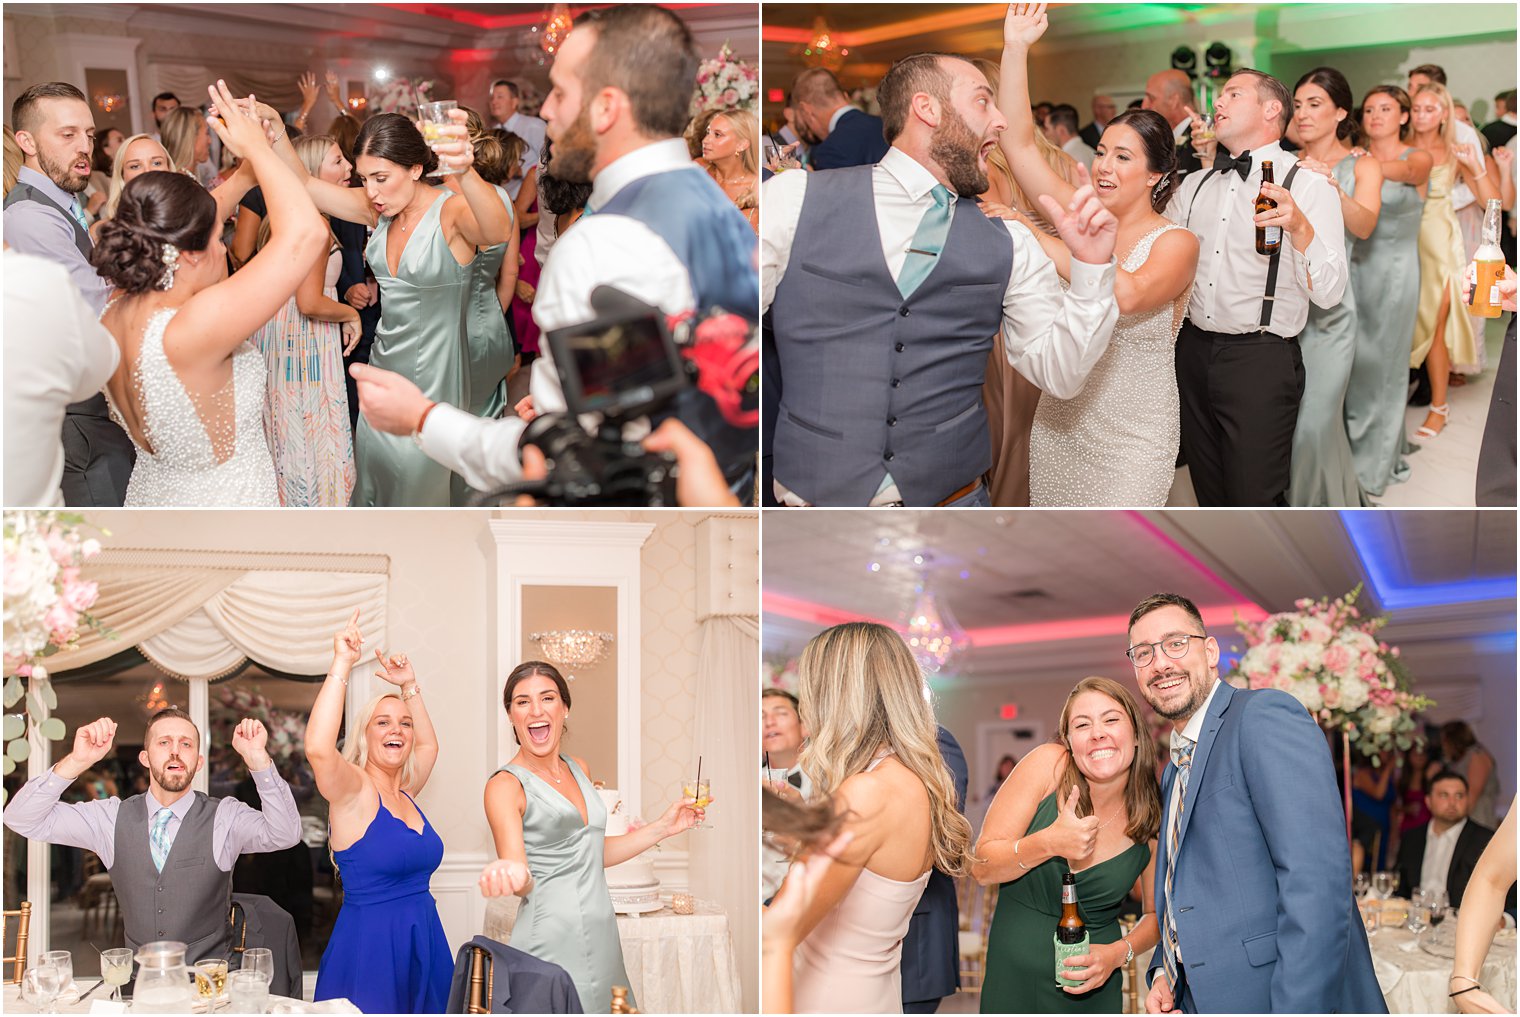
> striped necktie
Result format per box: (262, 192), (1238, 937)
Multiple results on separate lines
(1159, 736), (1195, 990)
(895, 183), (953, 298)
(150, 807), (174, 872)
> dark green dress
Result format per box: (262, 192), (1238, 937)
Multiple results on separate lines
(980, 793), (1150, 1014)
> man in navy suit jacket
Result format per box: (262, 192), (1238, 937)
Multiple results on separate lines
(1130, 593), (1385, 1014)
(792, 68), (889, 170)
(900, 725), (966, 1013)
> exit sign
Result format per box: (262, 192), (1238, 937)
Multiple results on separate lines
(1000, 703), (1019, 720)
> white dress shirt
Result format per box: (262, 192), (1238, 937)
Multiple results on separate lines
(1165, 140), (1346, 336)
(762, 146), (1119, 402)
(420, 138), (707, 494)
(1062, 135), (1097, 170)
(1166, 679), (1224, 962)
(1420, 818), (1467, 897)
(3, 251), (120, 506)
(500, 112), (548, 201)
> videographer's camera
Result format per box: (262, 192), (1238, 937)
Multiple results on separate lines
(479, 287), (757, 507)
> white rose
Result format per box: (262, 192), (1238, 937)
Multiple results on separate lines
(1338, 678), (1369, 711)
(1290, 677), (1324, 713)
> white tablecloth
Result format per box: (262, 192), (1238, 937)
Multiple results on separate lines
(1370, 926), (1517, 1014)
(484, 895), (742, 1013)
(1, 982), (330, 1013)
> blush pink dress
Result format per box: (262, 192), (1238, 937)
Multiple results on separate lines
(791, 754), (931, 1014)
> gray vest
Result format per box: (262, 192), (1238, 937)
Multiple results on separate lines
(112, 793), (232, 962)
(769, 165), (1013, 505)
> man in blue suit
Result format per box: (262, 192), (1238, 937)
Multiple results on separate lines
(791, 68), (889, 170)
(1129, 593), (1385, 1014)
(900, 725), (966, 1013)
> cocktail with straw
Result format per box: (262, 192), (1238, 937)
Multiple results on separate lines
(682, 756), (712, 830)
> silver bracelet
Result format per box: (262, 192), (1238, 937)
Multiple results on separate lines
(1121, 936), (1135, 965)
(327, 672), (347, 688)
(1014, 837), (1030, 871)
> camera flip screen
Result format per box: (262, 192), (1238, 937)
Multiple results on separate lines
(551, 312), (686, 418)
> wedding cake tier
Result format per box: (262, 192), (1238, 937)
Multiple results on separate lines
(599, 789), (662, 914)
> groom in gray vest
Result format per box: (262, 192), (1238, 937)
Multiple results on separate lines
(4, 709), (301, 962)
(762, 53), (1121, 507)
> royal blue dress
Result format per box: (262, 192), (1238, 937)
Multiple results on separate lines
(315, 793), (453, 1013)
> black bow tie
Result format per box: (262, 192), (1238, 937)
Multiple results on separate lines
(787, 771), (803, 789)
(1213, 149), (1252, 181)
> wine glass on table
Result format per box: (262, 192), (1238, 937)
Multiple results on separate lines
(1427, 889), (1449, 945)
(1354, 872), (1370, 901)
(21, 963), (63, 1014)
(1372, 870), (1393, 899)
(682, 776), (713, 830)
(1408, 887), (1429, 943)
(100, 948), (133, 1003)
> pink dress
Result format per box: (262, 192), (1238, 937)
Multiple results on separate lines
(792, 756), (931, 1014)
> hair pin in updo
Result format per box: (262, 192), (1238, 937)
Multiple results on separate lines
(158, 242), (181, 291)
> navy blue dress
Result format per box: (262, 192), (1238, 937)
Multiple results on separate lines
(315, 793), (452, 1013)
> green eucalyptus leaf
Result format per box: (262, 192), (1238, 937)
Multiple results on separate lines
(38, 680), (56, 710)
(1, 755), (14, 777)
(3, 676), (22, 708)
(39, 717), (66, 741)
(2, 715), (22, 741)
(8, 738), (30, 762)
(26, 691), (44, 719)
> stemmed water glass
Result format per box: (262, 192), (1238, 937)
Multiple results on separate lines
(21, 963), (63, 1014)
(1372, 870), (1393, 898)
(1353, 872), (1370, 901)
(1407, 887), (1429, 942)
(1427, 889), (1450, 945)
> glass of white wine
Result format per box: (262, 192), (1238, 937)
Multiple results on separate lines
(195, 958), (229, 999)
(682, 776), (713, 830)
(101, 948), (133, 1003)
(417, 100), (465, 177)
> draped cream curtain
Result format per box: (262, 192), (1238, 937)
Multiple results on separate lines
(150, 63), (304, 116)
(690, 614), (760, 1015)
(48, 549), (389, 680)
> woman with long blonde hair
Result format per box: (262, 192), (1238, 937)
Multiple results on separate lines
(305, 608), (450, 1013)
(700, 107), (759, 231)
(1408, 82), (1501, 438)
(789, 622), (973, 1013)
(973, 675), (1161, 1013)
(159, 105), (211, 184)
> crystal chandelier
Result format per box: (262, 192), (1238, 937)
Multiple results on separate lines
(903, 582), (966, 674)
(530, 629), (613, 680)
(802, 16), (848, 71)
(540, 3), (574, 56)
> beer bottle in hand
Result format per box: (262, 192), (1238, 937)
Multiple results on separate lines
(1255, 160), (1281, 256)
(1471, 198), (1506, 318)
(1055, 871), (1090, 989)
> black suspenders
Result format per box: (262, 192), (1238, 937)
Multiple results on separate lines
(1183, 160), (1302, 333)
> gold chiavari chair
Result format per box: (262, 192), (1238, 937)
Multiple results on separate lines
(3, 901), (31, 985)
(956, 876), (999, 995)
(466, 945), (494, 1014)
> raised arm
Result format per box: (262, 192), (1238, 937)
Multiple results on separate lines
(172, 80), (329, 362)
(371, 649), (439, 794)
(603, 790), (704, 867)
(304, 607), (367, 808)
(440, 133), (514, 252)
(479, 770), (535, 898)
(1456, 143), (1501, 205)
(972, 743), (1089, 884)
(1343, 154), (1384, 239)
(1, 718), (122, 865)
(210, 155), (257, 230)
(514, 165), (541, 230)
(214, 719), (302, 862)
(998, 4), (1079, 212)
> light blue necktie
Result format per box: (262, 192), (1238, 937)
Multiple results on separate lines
(150, 808), (174, 872)
(895, 183), (953, 298)
(68, 197), (90, 233)
(1159, 736), (1196, 989)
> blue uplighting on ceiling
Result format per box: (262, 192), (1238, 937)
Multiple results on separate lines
(1338, 511), (1516, 610)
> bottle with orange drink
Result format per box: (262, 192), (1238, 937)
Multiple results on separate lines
(1471, 198), (1506, 319)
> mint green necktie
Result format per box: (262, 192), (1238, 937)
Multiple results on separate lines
(895, 183), (953, 298)
(69, 198), (90, 233)
(150, 807), (174, 872)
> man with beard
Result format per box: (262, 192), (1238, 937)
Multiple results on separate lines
(349, 4), (757, 505)
(762, 54), (1120, 506)
(1127, 593), (1383, 1014)
(3, 709), (301, 963)
(791, 68), (889, 170)
(5, 81), (135, 506)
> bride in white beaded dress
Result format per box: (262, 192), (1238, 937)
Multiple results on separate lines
(996, 4), (1199, 506)
(94, 80), (328, 506)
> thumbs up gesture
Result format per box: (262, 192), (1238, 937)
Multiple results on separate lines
(1046, 786), (1100, 862)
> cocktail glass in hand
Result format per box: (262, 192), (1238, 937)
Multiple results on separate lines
(101, 949), (133, 1003)
(418, 100), (465, 177)
(682, 776), (712, 830)
(228, 969), (271, 1014)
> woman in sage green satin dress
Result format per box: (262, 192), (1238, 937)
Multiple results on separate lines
(1286, 68), (1384, 507)
(1345, 86), (1431, 498)
(282, 110), (514, 505)
(974, 677), (1161, 1013)
(462, 130), (521, 419)
(476, 661), (704, 1013)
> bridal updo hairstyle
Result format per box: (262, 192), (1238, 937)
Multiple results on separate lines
(90, 171), (216, 294)
(353, 112), (438, 177)
(1102, 108), (1181, 212)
